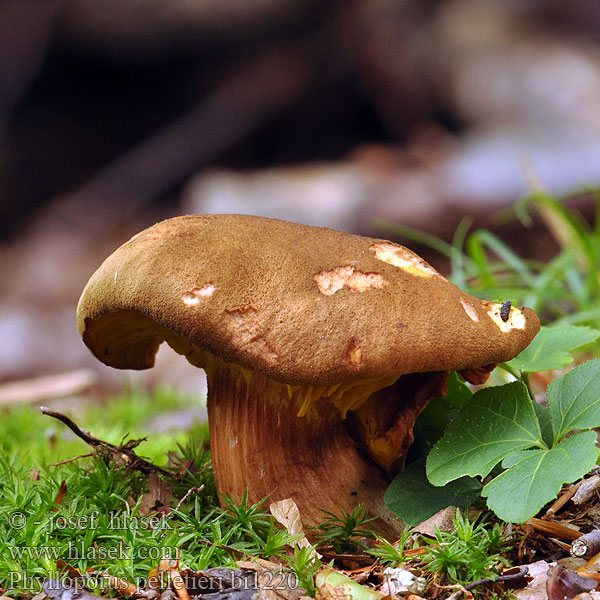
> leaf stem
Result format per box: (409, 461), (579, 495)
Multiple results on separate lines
(498, 362), (519, 379)
(498, 364), (536, 402)
(521, 372), (535, 402)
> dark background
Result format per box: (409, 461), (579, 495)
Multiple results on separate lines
(1, 0), (600, 389)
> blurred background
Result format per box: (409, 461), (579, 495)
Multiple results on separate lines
(1, 0), (600, 403)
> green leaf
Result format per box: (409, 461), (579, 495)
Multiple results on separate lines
(547, 359), (600, 442)
(481, 431), (598, 523)
(427, 382), (544, 486)
(384, 459), (482, 527)
(532, 403), (553, 448)
(315, 569), (383, 600)
(506, 325), (600, 373)
(414, 372), (473, 449)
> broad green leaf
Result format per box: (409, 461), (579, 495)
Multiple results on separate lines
(413, 372), (473, 449)
(532, 402), (553, 448)
(506, 325), (600, 373)
(385, 459), (482, 526)
(427, 382), (544, 486)
(482, 431), (598, 523)
(548, 359), (600, 442)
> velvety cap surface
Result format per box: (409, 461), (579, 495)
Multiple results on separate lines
(77, 214), (540, 385)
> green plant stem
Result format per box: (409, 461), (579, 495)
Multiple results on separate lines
(497, 362), (520, 381)
(497, 364), (535, 402)
(521, 372), (534, 402)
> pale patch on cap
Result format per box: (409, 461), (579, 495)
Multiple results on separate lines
(484, 301), (526, 332)
(370, 242), (439, 278)
(347, 342), (362, 365)
(182, 284), (215, 306)
(460, 299), (479, 322)
(314, 265), (387, 296)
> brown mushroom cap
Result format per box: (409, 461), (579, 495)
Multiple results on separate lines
(77, 214), (539, 384)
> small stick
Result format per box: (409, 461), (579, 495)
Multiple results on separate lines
(525, 517), (582, 541)
(545, 481), (582, 517)
(571, 530), (600, 558)
(550, 538), (572, 552)
(463, 566), (530, 591)
(572, 475), (600, 506)
(41, 406), (171, 477)
(174, 485), (205, 512)
(169, 571), (190, 600)
(50, 453), (93, 466)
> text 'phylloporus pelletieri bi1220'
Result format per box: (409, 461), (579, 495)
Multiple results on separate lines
(77, 214), (540, 539)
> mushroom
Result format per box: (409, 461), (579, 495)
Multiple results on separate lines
(77, 214), (540, 538)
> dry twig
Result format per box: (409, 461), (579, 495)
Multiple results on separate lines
(545, 481), (582, 517)
(524, 517), (582, 541)
(40, 406), (171, 477)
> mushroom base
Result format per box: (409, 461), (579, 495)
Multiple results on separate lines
(352, 371), (449, 476)
(206, 361), (446, 539)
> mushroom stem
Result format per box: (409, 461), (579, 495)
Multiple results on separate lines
(206, 360), (405, 539)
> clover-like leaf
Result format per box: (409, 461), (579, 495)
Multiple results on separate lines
(532, 402), (553, 448)
(506, 325), (600, 373)
(481, 431), (598, 523)
(547, 359), (600, 442)
(427, 382), (544, 486)
(414, 371), (473, 449)
(385, 459), (482, 526)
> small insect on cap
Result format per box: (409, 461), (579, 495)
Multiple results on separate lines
(500, 300), (512, 322)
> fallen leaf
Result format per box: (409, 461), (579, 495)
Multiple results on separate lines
(139, 473), (172, 516)
(55, 559), (82, 580)
(316, 568), (382, 600)
(53, 480), (67, 510)
(514, 561), (554, 600)
(573, 476), (600, 506)
(43, 579), (104, 600)
(97, 572), (139, 596)
(236, 559), (286, 574)
(340, 565), (375, 584)
(147, 567), (162, 589)
(547, 565), (597, 600)
(256, 572), (307, 600)
(181, 567), (255, 594)
(318, 550), (372, 569)
(412, 506), (458, 536)
(269, 498), (313, 552)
